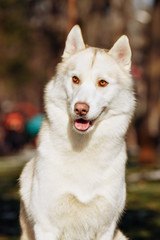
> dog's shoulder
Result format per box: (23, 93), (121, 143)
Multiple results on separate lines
(19, 158), (35, 202)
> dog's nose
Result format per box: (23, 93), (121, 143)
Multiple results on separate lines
(74, 102), (89, 116)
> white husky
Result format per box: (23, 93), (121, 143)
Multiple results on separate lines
(19, 25), (135, 240)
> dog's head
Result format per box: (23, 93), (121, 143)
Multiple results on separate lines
(45, 25), (135, 134)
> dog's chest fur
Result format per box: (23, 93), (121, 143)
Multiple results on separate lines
(50, 194), (115, 240)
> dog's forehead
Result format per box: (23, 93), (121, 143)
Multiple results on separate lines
(68, 47), (115, 73)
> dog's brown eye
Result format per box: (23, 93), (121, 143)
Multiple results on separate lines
(98, 80), (108, 87)
(72, 76), (80, 84)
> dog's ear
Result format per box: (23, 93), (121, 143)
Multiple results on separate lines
(62, 25), (85, 59)
(108, 36), (131, 71)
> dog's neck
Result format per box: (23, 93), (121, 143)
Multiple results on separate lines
(67, 122), (93, 152)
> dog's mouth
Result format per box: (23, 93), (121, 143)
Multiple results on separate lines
(73, 108), (106, 132)
(74, 118), (92, 131)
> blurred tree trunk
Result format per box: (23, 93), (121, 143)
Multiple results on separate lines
(146, 0), (160, 162)
(136, 1), (160, 164)
(120, 0), (159, 164)
(67, 0), (78, 33)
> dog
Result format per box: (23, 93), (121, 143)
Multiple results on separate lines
(19, 25), (135, 240)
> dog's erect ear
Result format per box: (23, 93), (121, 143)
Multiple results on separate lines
(109, 36), (131, 71)
(62, 25), (85, 59)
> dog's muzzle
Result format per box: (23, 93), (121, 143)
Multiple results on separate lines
(74, 102), (91, 131)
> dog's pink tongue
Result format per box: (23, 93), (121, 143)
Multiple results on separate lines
(75, 119), (90, 131)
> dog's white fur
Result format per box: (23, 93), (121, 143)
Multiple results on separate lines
(19, 25), (135, 240)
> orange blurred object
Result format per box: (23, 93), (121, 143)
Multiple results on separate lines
(4, 113), (25, 133)
(139, 145), (157, 165)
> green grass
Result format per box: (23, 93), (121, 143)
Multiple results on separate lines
(120, 181), (160, 240)
(0, 155), (160, 240)
(0, 156), (24, 240)
(127, 181), (160, 210)
(120, 158), (160, 240)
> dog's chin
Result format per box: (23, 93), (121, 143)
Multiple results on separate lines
(73, 118), (94, 134)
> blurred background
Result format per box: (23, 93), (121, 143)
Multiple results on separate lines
(0, 0), (160, 239)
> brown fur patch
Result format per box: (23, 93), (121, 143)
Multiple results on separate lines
(91, 49), (98, 68)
